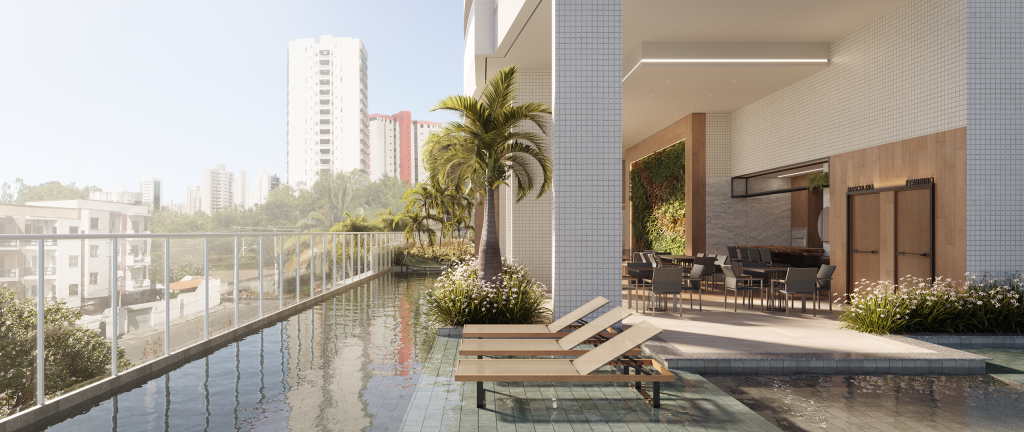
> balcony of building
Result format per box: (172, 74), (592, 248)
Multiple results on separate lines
(0, 238), (18, 249)
(21, 239), (57, 249)
(0, 267), (17, 282)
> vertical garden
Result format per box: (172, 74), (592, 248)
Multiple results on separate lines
(629, 140), (686, 253)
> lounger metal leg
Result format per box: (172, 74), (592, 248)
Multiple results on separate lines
(477, 381), (484, 408)
(653, 382), (661, 408)
(802, 294), (807, 313)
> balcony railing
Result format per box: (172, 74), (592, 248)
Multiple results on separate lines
(0, 239), (17, 247)
(22, 239), (57, 246)
(3, 230), (403, 410)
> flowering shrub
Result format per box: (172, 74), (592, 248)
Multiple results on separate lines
(393, 239), (475, 265)
(425, 257), (551, 326)
(839, 274), (1024, 334)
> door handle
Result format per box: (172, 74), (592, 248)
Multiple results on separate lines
(851, 250), (876, 254)
(897, 252), (928, 257)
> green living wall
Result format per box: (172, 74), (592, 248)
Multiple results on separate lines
(629, 140), (685, 253)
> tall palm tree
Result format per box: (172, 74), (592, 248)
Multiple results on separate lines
(424, 64), (552, 284)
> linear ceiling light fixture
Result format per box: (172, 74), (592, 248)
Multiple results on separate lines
(777, 168), (824, 178)
(622, 58), (829, 82)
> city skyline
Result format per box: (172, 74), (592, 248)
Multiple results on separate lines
(0, 0), (462, 203)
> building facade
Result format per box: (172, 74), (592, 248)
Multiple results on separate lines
(200, 164), (234, 214)
(138, 174), (163, 210)
(368, 111), (441, 184)
(253, 168), (280, 207)
(463, 0), (1024, 319)
(287, 35), (369, 189)
(1, 201), (151, 308)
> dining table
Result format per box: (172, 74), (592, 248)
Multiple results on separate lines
(740, 266), (792, 312)
(658, 255), (695, 266)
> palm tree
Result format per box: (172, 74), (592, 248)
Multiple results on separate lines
(424, 64), (552, 284)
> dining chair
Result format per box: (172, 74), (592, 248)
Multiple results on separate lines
(738, 247), (750, 261)
(814, 265), (837, 312)
(722, 265), (763, 312)
(643, 267), (686, 314)
(680, 264), (705, 312)
(696, 253), (705, 257)
(727, 246), (741, 262)
(632, 252), (644, 263)
(625, 262), (654, 309)
(771, 268), (819, 316)
(746, 247), (762, 263)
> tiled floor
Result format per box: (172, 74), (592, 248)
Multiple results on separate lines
(963, 348), (1024, 386)
(708, 374), (1024, 432)
(399, 336), (782, 431)
(621, 291), (934, 355)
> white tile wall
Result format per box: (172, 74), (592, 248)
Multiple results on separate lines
(500, 70), (554, 290)
(552, 0), (623, 320)
(706, 113), (732, 178)
(731, 0), (966, 176)
(966, 0), (1024, 275)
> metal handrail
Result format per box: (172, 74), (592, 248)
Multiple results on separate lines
(0, 232), (394, 240)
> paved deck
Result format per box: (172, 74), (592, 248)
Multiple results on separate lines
(399, 335), (781, 431)
(621, 291), (989, 374)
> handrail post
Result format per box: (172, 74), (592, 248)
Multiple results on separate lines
(309, 235), (315, 298)
(258, 236), (264, 318)
(278, 236), (283, 311)
(332, 233), (337, 289)
(233, 236), (239, 328)
(321, 234), (326, 292)
(37, 240), (45, 405)
(164, 237), (170, 356)
(295, 234), (300, 304)
(204, 237), (209, 340)
(111, 238), (119, 376)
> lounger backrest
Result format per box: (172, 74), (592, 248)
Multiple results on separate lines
(572, 321), (663, 375)
(727, 245), (739, 260)
(546, 296), (610, 332)
(556, 306), (630, 350)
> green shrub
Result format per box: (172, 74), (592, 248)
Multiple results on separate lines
(425, 258), (551, 326)
(0, 284), (132, 417)
(401, 239), (474, 263)
(839, 275), (1024, 334)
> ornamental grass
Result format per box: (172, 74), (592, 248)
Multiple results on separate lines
(839, 274), (1024, 334)
(425, 257), (551, 326)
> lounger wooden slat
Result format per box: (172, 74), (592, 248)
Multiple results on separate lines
(462, 296), (611, 338)
(460, 306), (634, 357)
(455, 321), (674, 408)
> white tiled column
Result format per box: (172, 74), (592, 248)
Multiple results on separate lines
(966, 0), (1024, 275)
(552, 0), (623, 320)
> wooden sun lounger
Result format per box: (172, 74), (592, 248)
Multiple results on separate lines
(455, 321), (674, 408)
(460, 306), (640, 357)
(462, 297), (614, 338)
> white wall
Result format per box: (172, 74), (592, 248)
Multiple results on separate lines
(730, 0), (966, 177)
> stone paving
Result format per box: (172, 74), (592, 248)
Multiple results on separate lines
(399, 336), (781, 431)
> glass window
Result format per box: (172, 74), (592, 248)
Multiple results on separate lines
(69, 284), (79, 296)
(320, 139), (330, 144)
(89, 273), (98, 285)
(319, 89), (330, 95)
(319, 109), (330, 115)
(90, 245), (99, 257)
(69, 227), (78, 234)
(69, 255), (79, 267)
(319, 79), (330, 85)
(90, 218), (99, 230)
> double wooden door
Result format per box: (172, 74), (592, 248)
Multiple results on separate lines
(847, 186), (933, 293)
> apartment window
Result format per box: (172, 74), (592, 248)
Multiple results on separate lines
(320, 149), (331, 154)
(320, 50), (329, 55)
(69, 226), (78, 234)
(90, 218), (99, 230)
(90, 245), (99, 257)
(319, 89), (330, 96)
(319, 79), (330, 85)
(320, 119), (330, 125)
(320, 139), (330, 144)
(319, 59), (329, 65)
(132, 221), (140, 232)
(319, 99), (330, 105)
(68, 284), (79, 296)
(89, 273), (98, 285)
(319, 109), (330, 115)
(69, 255), (79, 268)
(109, 219), (119, 233)
(319, 70), (330, 75)
(320, 129), (330, 135)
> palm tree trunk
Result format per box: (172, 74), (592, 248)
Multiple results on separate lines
(479, 188), (502, 285)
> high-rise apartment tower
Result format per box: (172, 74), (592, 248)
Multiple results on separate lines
(368, 111), (440, 184)
(287, 35), (369, 189)
(200, 164), (234, 215)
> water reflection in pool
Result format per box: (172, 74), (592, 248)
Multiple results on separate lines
(45, 273), (439, 432)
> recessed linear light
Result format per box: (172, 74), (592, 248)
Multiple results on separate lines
(777, 168), (824, 178)
(622, 58), (828, 82)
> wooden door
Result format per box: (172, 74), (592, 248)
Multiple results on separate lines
(895, 188), (933, 282)
(848, 193), (880, 292)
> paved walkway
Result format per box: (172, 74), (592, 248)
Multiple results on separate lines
(398, 335), (780, 432)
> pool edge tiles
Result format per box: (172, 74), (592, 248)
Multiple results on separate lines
(399, 333), (782, 431)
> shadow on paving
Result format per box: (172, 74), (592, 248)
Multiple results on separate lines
(398, 336), (780, 432)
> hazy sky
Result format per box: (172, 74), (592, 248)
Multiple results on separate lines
(0, 0), (463, 203)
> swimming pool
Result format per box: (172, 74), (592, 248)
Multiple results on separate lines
(42, 273), (440, 432)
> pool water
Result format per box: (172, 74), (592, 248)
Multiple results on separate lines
(43, 273), (440, 432)
(964, 348), (1024, 386)
(708, 374), (1024, 432)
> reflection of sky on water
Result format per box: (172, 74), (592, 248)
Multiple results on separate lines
(44, 273), (439, 432)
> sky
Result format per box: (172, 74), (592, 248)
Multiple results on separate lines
(0, 0), (464, 203)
